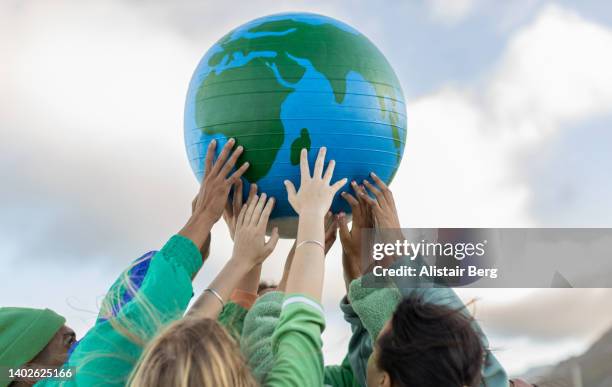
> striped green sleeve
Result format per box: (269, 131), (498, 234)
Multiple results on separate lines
(265, 294), (325, 387)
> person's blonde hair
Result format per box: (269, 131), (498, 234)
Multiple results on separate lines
(128, 317), (257, 387)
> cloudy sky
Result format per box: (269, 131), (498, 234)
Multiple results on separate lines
(2, 0), (612, 376)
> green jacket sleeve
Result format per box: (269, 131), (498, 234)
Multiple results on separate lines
(323, 355), (360, 387)
(240, 291), (284, 384)
(265, 294), (326, 387)
(36, 234), (202, 387)
(330, 296), (373, 387)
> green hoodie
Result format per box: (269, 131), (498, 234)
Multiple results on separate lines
(36, 234), (202, 387)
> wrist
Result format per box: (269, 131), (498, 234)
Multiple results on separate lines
(179, 215), (214, 249)
(228, 254), (258, 274)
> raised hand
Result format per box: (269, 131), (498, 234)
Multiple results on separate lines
(180, 138), (249, 248)
(338, 181), (374, 289)
(360, 172), (401, 230)
(187, 191), (279, 320)
(284, 147), (347, 217)
(194, 138), (250, 223)
(232, 193), (280, 267)
(283, 147), (347, 300)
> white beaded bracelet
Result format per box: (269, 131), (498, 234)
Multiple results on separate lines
(204, 288), (224, 307)
(296, 239), (325, 250)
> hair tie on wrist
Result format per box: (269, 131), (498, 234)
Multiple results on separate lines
(296, 240), (325, 250)
(204, 288), (224, 307)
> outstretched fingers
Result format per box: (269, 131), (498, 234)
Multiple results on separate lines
(230, 179), (244, 217)
(323, 159), (335, 183)
(210, 138), (235, 176)
(251, 193), (267, 226)
(247, 183), (257, 202)
(237, 203), (247, 228)
(220, 145), (244, 177)
(227, 161), (249, 184)
(204, 139), (216, 176)
(264, 227), (280, 256)
(313, 147), (327, 179)
(299, 148), (310, 182)
(358, 187), (379, 209)
(330, 177), (348, 195)
(284, 179), (297, 205)
(337, 212), (351, 243)
(369, 172), (393, 203)
(258, 196), (275, 228)
(341, 190), (359, 209)
(243, 193), (259, 225)
(363, 179), (386, 208)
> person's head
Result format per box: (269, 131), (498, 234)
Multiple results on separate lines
(257, 281), (278, 296)
(366, 297), (484, 387)
(129, 317), (256, 387)
(0, 307), (75, 386)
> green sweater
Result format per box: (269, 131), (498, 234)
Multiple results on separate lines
(36, 235), (202, 387)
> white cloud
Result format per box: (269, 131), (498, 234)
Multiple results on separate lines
(394, 4), (612, 229)
(487, 4), (612, 141)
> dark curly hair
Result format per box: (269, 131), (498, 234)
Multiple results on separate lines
(376, 296), (485, 387)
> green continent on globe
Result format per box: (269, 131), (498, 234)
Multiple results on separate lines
(195, 18), (405, 182)
(290, 128), (311, 165)
(195, 56), (299, 182)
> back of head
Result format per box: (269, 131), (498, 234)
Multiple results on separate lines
(377, 297), (484, 387)
(128, 318), (256, 387)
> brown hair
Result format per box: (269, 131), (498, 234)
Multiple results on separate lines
(377, 296), (485, 387)
(128, 317), (257, 387)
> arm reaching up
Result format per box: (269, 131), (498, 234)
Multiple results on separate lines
(338, 181), (374, 292)
(223, 181), (263, 298)
(187, 193), (279, 320)
(278, 211), (338, 292)
(283, 147), (347, 300)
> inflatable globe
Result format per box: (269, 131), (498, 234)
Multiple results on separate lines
(184, 13), (406, 236)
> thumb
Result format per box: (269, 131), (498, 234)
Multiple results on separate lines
(264, 227), (280, 256)
(284, 180), (297, 204)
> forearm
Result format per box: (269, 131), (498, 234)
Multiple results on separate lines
(188, 258), (251, 319)
(342, 251), (361, 294)
(278, 243), (296, 292)
(178, 213), (214, 250)
(285, 213), (325, 300)
(235, 264), (262, 295)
